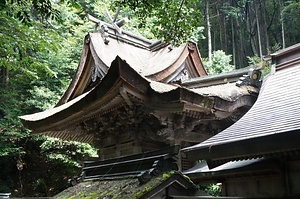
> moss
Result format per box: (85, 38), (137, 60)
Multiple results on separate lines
(112, 192), (121, 199)
(98, 190), (109, 197)
(67, 192), (83, 199)
(133, 185), (152, 198)
(83, 190), (99, 199)
(182, 173), (197, 186)
(134, 171), (177, 198)
(54, 171), (180, 199)
(162, 171), (175, 180)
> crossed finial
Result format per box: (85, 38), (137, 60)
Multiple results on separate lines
(87, 8), (128, 44)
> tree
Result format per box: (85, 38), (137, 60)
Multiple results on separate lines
(205, 0), (212, 62)
(112, 0), (201, 45)
(255, 1), (263, 59)
(0, 1), (61, 88)
(0, 1), (97, 196)
(281, 1), (300, 47)
(203, 50), (234, 75)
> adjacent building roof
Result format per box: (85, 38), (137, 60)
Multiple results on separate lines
(181, 67), (250, 88)
(82, 145), (180, 180)
(182, 43), (300, 168)
(183, 157), (280, 183)
(54, 172), (206, 199)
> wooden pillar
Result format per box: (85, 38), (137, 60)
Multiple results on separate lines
(171, 139), (182, 171)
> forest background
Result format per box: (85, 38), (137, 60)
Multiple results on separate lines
(0, 0), (299, 197)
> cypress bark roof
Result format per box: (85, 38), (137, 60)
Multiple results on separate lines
(19, 21), (259, 144)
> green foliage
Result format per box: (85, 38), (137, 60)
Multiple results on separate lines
(0, 12), (60, 83)
(0, 1), (98, 196)
(204, 50), (234, 75)
(2, 0), (60, 24)
(40, 137), (97, 166)
(268, 43), (281, 54)
(201, 184), (221, 197)
(247, 55), (272, 78)
(25, 86), (58, 111)
(0, 87), (29, 157)
(191, 26), (205, 44)
(0, 135), (97, 196)
(113, 0), (201, 45)
(247, 54), (262, 66)
(282, 2), (300, 45)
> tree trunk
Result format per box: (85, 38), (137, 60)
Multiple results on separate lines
(231, 16), (236, 66)
(235, 16), (245, 68)
(255, 2), (263, 59)
(206, 0), (212, 62)
(262, 0), (269, 54)
(247, 2), (258, 56)
(280, 0), (286, 49)
(1, 66), (9, 88)
(281, 18), (285, 49)
(223, 14), (228, 54)
(217, 8), (223, 50)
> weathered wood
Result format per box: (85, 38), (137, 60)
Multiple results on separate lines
(83, 145), (180, 180)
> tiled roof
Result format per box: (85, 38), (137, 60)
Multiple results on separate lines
(182, 63), (300, 160)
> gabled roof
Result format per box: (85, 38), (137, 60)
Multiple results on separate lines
(56, 21), (206, 105)
(182, 43), (300, 167)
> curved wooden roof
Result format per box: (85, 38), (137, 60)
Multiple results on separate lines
(20, 56), (257, 143)
(56, 24), (206, 106)
(19, 22), (259, 144)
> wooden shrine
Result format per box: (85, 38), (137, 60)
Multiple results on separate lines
(20, 20), (260, 170)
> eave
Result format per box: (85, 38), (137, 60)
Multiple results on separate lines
(183, 158), (281, 184)
(184, 130), (300, 168)
(20, 56), (148, 134)
(20, 56), (257, 143)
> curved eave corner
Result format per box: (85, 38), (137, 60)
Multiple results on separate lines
(56, 34), (92, 106)
(19, 56), (149, 134)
